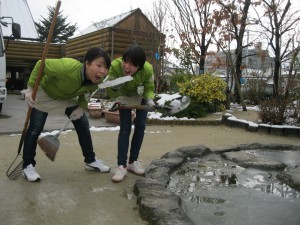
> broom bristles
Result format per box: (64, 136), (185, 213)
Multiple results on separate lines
(37, 138), (58, 161)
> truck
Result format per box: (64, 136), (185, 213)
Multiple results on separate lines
(0, 23), (6, 112)
(0, 8), (21, 112)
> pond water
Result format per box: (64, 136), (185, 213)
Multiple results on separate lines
(168, 151), (300, 225)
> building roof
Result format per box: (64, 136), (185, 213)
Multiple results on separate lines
(76, 9), (137, 37)
(1, 0), (38, 40)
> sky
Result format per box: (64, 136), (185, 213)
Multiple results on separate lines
(26, 0), (155, 35)
(26, 0), (300, 30)
(25, 0), (300, 45)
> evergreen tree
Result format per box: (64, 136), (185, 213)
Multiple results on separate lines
(35, 6), (77, 43)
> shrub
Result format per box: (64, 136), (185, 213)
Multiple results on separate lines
(258, 83), (300, 126)
(174, 101), (210, 118)
(168, 73), (193, 93)
(178, 74), (227, 102)
(176, 74), (227, 118)
(258, 99), (288, 125)
(242, 78), (272, 104)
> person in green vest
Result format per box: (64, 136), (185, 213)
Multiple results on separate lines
(106, 44), (155, 182)
(21, 47), (111, 182)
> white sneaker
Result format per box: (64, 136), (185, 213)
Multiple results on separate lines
(127, 161), (145, 175)
(22, 164), (41, 182)
(112, 165), (127, 182)
(85, 158), (110, 173)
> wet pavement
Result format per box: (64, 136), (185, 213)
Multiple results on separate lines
(1, 94), (146, 225)
(136, 144), (300, 225)
(169, 151), (300, 225)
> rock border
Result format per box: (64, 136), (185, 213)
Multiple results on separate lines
(133, 143), (300, 225)
(146, 114), (300, 138)
(221, 114), (300, 137)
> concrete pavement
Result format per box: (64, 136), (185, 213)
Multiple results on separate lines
(1, 93), (300, 225)
(0, 93), (115, 135)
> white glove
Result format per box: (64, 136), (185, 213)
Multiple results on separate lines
(70, 107), (84, 121)
(21, 86), (35, 108)
(144, 99), (155, 111)
(146, 99), (155, 107)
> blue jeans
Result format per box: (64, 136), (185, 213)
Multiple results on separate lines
(22, 106), (95, 168)
(117, 107), (147, 166)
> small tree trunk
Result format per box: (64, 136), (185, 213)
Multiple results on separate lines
(233, 72), (247, 111)
(225, 87), (231, 110)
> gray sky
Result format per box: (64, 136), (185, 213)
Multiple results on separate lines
(26, 0), (300, 36)
(26, 0), (155, 35)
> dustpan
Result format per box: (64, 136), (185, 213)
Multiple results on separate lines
(37, 117), (72, 161)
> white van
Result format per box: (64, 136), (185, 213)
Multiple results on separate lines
(0, 18), (21, 112)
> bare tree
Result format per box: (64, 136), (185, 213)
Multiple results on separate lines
(146, 0), (173, 93)
(167, 0), (217, 74)
(284, 33), (300, 98)
(213, 0), (255, 111)
(258, 0), (300, 97)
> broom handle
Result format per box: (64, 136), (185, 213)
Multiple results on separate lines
(110, 104), (172, 111)
(31, 0), (62, 101)
(55, 117), (72, 138)
(17, 0), (62, 154)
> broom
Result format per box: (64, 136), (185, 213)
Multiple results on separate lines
(37, 117), (72, 161)
(6, 0), (62, 180)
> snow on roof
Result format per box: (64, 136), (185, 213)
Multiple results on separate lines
(1, 0), (38, 40)
(75, 9), (135, 37)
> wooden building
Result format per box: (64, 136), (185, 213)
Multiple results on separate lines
(5, 40), (63, 90)
(5, 8), (164, 91)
